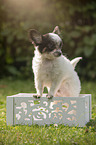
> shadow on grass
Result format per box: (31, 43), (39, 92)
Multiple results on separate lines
(86, 118), (96, 131)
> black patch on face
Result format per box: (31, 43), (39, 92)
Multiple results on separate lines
(38, 34), (56, 53)
(37, 34), (63, 54)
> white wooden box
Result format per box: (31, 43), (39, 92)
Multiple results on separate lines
(6, 93), (91, 127)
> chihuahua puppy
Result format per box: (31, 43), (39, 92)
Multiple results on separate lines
(29, 26), (82, 99)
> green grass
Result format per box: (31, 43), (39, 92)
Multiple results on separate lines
(0, 78), (96, 145)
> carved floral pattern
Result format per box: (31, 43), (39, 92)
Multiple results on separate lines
(15, 96), (77, 125)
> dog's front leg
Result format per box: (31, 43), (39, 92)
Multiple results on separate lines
(47, 79), (61, 99)
(34, 79), (43, 98)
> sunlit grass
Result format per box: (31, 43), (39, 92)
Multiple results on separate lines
(0, 78), (96, 145)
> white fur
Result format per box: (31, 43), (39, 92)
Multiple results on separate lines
(32, 47), (81, 97)
(71, 57), (82, 69)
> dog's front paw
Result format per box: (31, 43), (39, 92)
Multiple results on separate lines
(33, 95), (41, 99)
(46, 95), (53, 99)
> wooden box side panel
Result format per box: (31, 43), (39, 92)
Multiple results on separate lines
(6, 97), (14, 125)
(85, 95), (90, 123)
(76, 98), (86, 127)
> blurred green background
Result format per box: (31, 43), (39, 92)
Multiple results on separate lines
(0, 0), (96, 80)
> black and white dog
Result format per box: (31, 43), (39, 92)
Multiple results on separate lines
(29, 26), (82, 99)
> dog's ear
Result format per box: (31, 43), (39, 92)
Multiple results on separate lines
(53, 26), (61, 35)
(28, 29), (42, 45)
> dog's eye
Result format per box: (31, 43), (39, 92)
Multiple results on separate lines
(47, 43), (56, 50)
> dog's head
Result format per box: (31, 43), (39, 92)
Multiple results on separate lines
(29, 26), (63, 59)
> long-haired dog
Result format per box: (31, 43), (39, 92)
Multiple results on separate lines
(29, 26), (82, 99)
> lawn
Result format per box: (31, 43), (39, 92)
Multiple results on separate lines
(0, 78), (96, 145)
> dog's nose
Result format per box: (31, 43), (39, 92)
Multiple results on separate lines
(54, 50), (62, 57)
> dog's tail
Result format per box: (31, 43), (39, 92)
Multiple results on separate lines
(71, 57), (82, 69)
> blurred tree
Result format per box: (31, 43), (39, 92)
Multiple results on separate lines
(0, 0), (96, 80)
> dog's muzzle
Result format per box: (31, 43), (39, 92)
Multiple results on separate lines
(53, 50), (62, 57)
